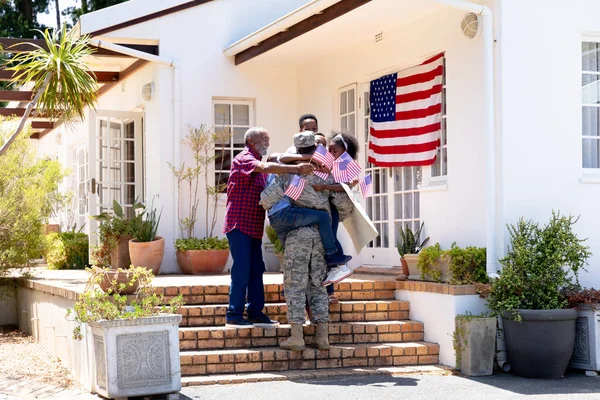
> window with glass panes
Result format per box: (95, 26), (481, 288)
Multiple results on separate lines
(582, 41), (600, 169)
(213, 99), (254, 192)
(431, 56), (447, 177)
(339, 85), (357, 133)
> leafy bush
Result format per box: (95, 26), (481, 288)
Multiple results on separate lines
(417, 243), (444, 281)
(44, 232), (89, 270)
(417, 243), (488, 285)
(174, 237), (229, 251)
(91, 199), (133, 267)
(397, 222), (429, 256)
(265, 225), (284, 254)
(487, 212), (591, 320)
(68, 266), (184, 340)
(0, 118), (64, 272)
(565, 287), (600, 309)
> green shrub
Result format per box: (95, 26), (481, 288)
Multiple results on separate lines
(417, 243), (488, 285)
(0, 118), (64, 272)
(487, 212), (591, 320)
(44, 232), (89, 270)
(174, 237), (229, 251)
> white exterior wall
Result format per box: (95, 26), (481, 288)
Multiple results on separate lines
(295, 5), (491, 267)
(499, 0), (600, 288)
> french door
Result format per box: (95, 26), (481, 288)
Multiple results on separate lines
(87, 110), (144, 241)
(356, 83), (422, 266)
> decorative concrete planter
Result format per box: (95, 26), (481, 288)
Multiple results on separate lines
(456, 317), (496, 376)
(502, 309), (576, 379)
(404, 254), (420, 280)
(129, 236), (165, 275)
(569, 305), (600, 372)
(263, 243), (281, 273)
(407, 254), (451, 282)
(176, 249), (229, 275)
(88, 314), (182, 399)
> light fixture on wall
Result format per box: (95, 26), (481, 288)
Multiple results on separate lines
(461, 12), (480, 39)
(142, 82), (154, 101)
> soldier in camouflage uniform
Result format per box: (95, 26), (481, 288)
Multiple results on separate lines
(260, 132), (354, 351)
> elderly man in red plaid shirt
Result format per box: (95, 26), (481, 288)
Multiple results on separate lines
(223, 127), (315, 328)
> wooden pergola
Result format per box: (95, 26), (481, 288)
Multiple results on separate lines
(0, 37), (158, 139)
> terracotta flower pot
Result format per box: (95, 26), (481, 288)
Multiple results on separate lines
(98, 270), (139, 295)
(110, 235), (131, 269)
(129, 236), (165, 275)
(176, 249), (229, 275)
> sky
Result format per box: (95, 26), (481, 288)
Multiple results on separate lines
(37, 0), (79, 30)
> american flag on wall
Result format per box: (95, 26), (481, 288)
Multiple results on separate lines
(284, 175), (306, 201)
(368, 53), (444, 167)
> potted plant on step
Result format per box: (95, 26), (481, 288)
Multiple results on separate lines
(265, 225), (285, 272)
(396, 222), (429, 281)
(69, 266), (183, 399)
(169, 125), (229, 274)
(129, 197), (164, 275)
(453, 312), (496, 376)
(486, 211), (591, 379)
(92, 200), (133, 269)
(566, 287), (600, 373)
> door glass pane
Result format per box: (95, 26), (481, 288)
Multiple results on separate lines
(404, 167), (413, 190)
(340, 92), (347, 115)
(341, 116), (348, 130)
(381, 196), (388, 220)
(583, 42), (600, 72)
(232, 104), (250, 125)
(583, 107), (600, 136)
(414, 191), (420, 218)
(364, 92), (370, 117)
(583, 138), (600, 168)
(348, 116), (355, 134)
(381, 222), (389, 247)
(394, 168), (402, 191)
(403, 193), (413, 219)
(348, 89), (355, 113)
(394, 193), (402, 219)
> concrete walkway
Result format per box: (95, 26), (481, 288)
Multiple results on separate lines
(0, 377), (101, 399)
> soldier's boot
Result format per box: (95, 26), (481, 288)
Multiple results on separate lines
(280, 323), (305, 351)
(313, 322), (330, 350)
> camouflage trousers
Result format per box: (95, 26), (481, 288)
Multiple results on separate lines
(283, 226), (330, 324)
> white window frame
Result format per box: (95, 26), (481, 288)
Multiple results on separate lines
(582, 36), (600, 179)
(212, 98), (255, 193)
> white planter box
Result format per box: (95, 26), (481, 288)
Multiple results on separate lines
(570, 307), (600, 372)
(88, 314), (182, 399)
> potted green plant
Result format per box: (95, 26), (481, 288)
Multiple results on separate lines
(92, 200), (133, 269)
(128, 197), (164, 275)
(566, 287), (600, 373)
(417, 243), (488, 284)
(453, 312), (496, 376)
(68, 266), (183, 399)
(486, 212), (591, 379)
(265, 225), (284, 272)
(169, 125), (229, 275)
(396, 222), (429, 280)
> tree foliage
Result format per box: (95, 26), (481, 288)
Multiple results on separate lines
(63, 0), (128, 26)
(0, 0), (50, 39)
(0, 117), (64, 271)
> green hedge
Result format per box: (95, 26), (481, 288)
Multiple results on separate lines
(44, 232), (89, 270)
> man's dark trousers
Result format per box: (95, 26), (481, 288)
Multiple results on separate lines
(226, 229), (265, 320)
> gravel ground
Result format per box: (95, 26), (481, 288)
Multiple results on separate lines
(0, 325), (82, 391)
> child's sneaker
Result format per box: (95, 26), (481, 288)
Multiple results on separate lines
(325, 253), (352, 266)
(322, 264), (352, 285)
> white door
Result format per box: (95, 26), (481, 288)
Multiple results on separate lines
(87, 110), (144, 241)
(357, 83), (422, 267)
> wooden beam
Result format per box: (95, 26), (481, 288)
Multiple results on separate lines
(89, 0), (214, 36)
(31, 121), (55, 129)
(0, 90), (33, 102)
(0, 68), (119, 84)
(0, 108), (48, 118)
(97, 59), (148, 97)
(37, 129), (52, 139)
(29, 132), (40, 139)
(234, 0), (371, 65)
(0, 38), (158, 57)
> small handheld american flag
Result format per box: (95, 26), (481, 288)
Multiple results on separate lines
(314, 170), (330, 181)
(284, 175), (306, 201)
(332, 152), (361, 183)
(311, 144), (335, 169)
(360, 174), (373, 199)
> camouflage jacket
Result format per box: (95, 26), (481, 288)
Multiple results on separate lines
(259, 173), (354, 222)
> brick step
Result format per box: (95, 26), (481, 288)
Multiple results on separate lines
(157, 280), (398, 305)
(179, 320), (425, 350)
(180, 342), (439, 376)
(178, 300), (410, 327)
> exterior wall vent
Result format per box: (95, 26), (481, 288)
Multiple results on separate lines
(121, 82), (126, 92)
(375, 32), (383, 43)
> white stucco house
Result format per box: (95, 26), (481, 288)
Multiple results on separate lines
(14, 0), (600, 288)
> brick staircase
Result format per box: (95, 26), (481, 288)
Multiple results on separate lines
(160, 277), (440, 384)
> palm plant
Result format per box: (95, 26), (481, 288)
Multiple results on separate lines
(397, 222), (430, 257)
(0, 26), (98, 156)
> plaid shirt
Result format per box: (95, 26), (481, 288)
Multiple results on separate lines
(223, 147), (268, 239)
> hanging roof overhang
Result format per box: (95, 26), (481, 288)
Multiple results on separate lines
(0, 37), (157, 139)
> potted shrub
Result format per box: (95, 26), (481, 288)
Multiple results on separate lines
(566, 287), (600, 372)
(453, 312), (497, 376)
(486, 212), (591, 379)
(417, 243), (488, 284)
(129, 197), (164, 275)
(396, 223), (429, 280)
(169, 125), (229, 275)
(69, 266), (183, 399)
(265, 225), (284, 272)
(92, 200), (133, 269)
